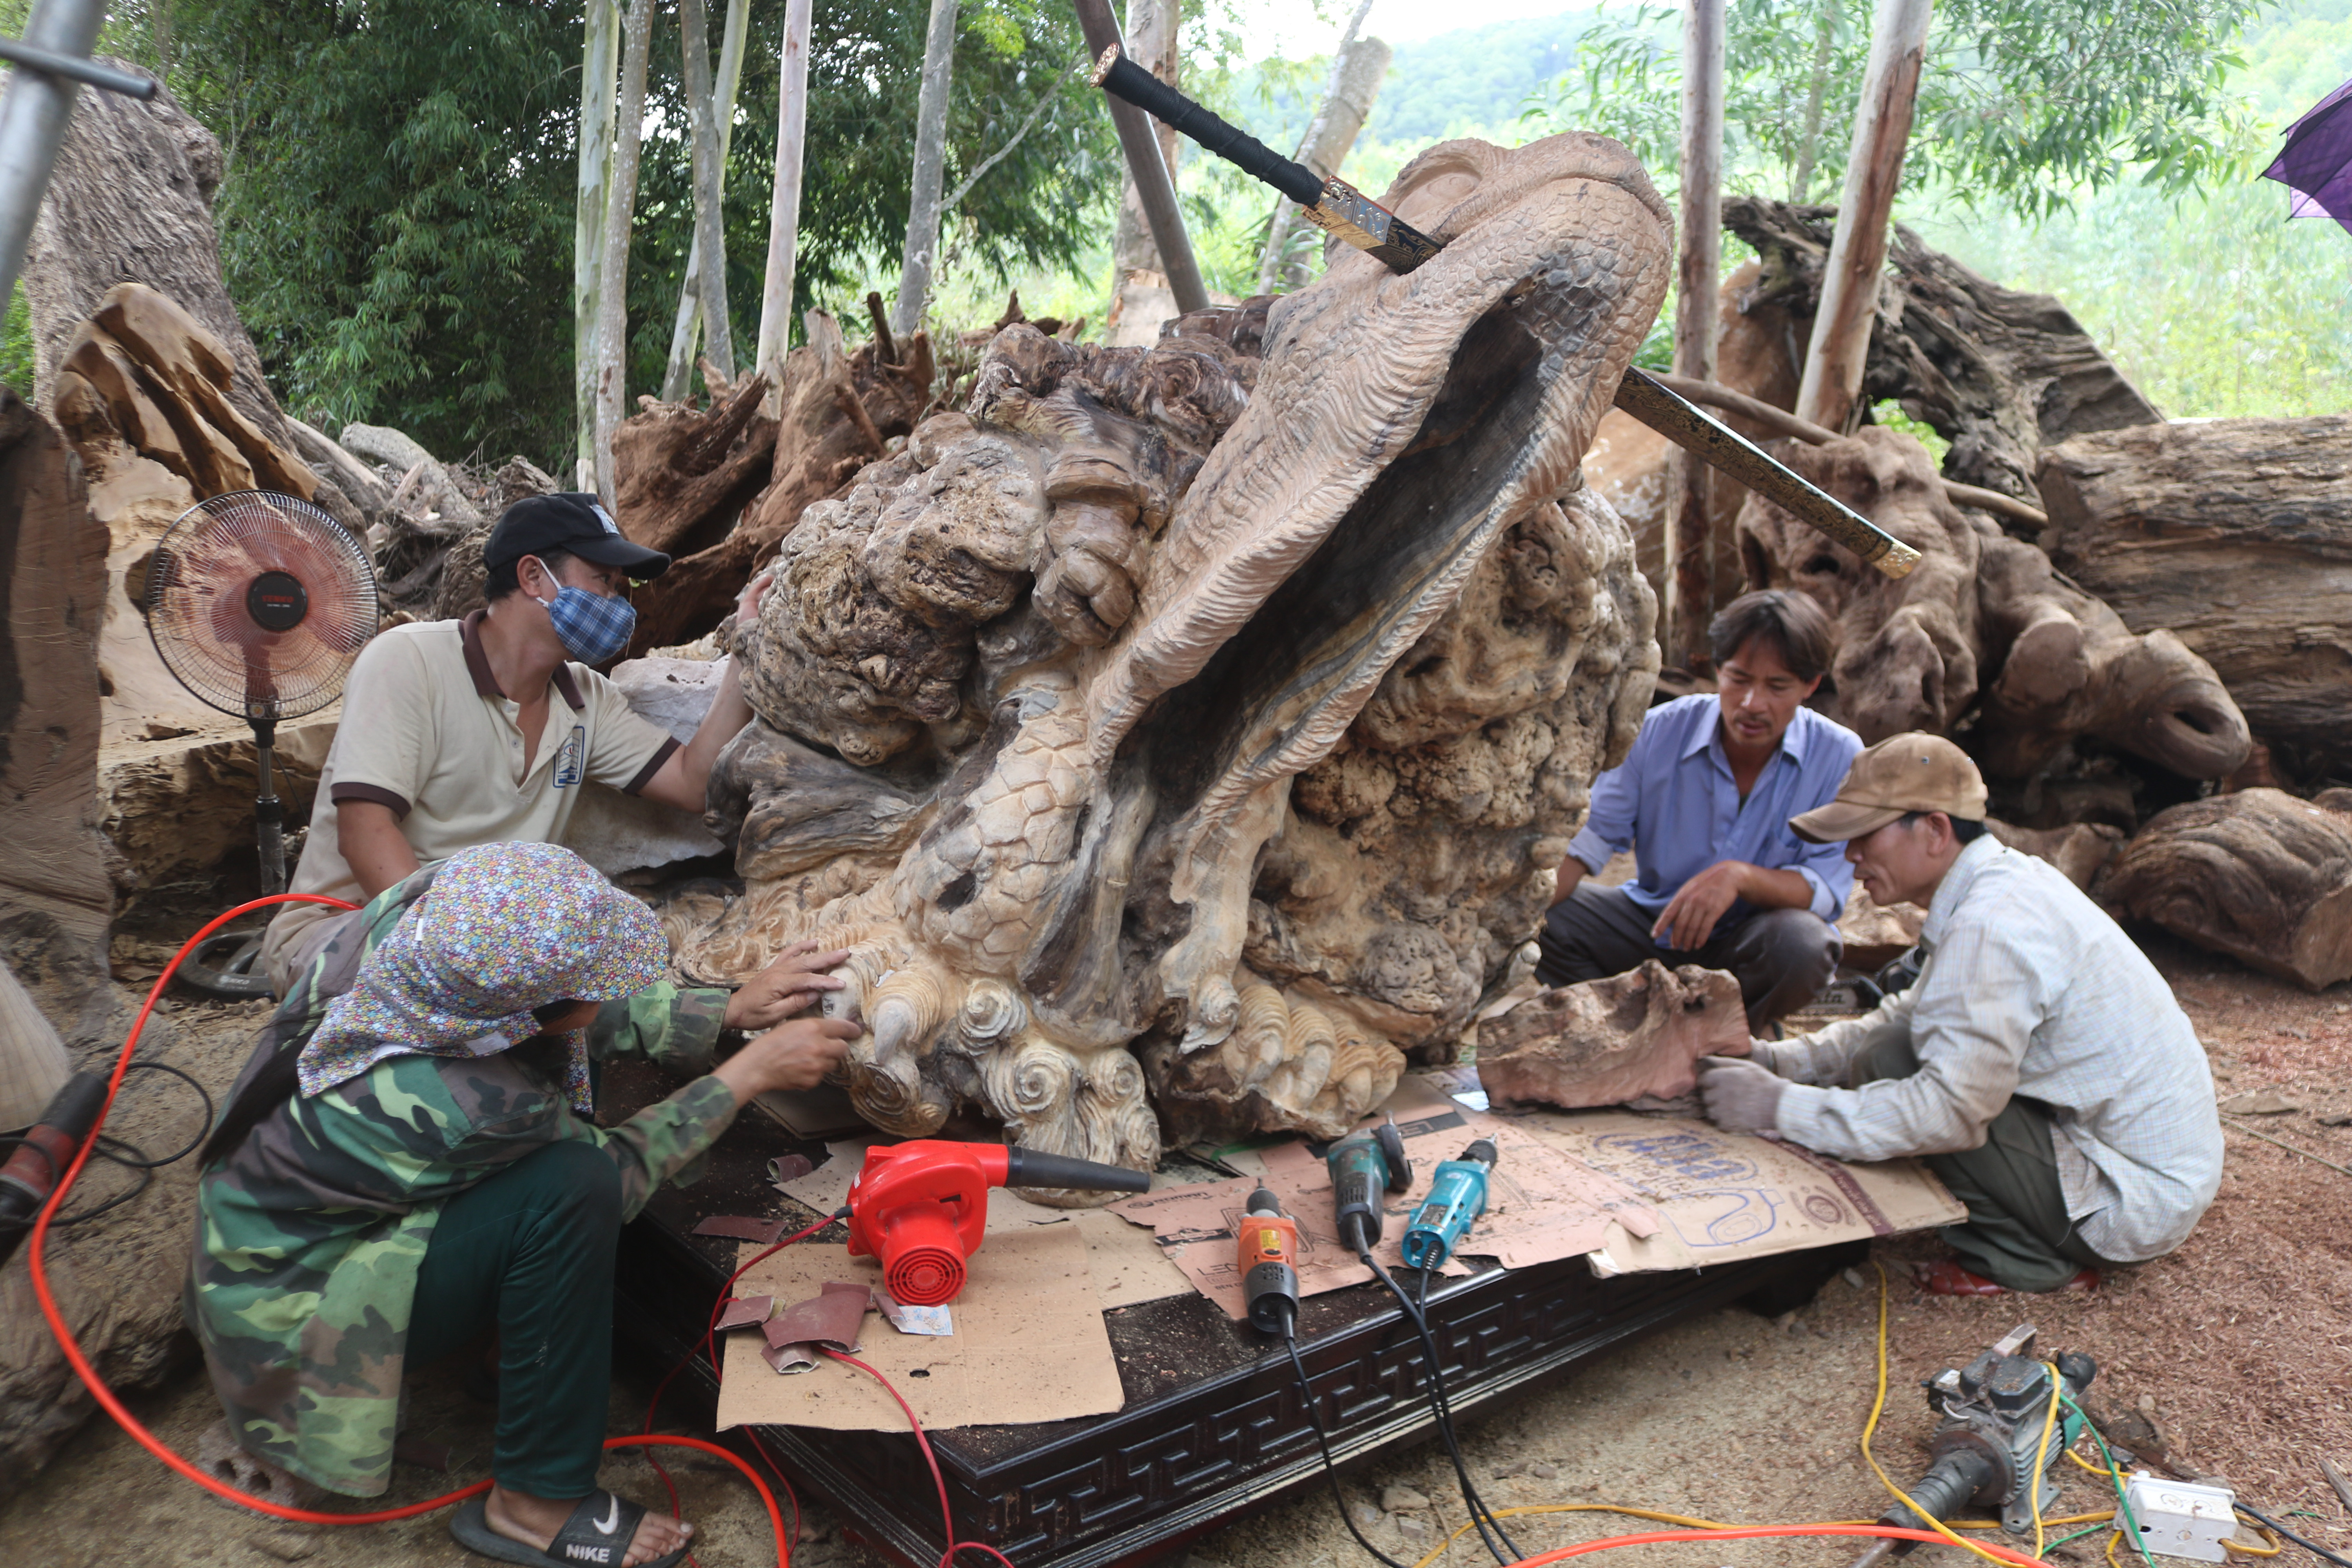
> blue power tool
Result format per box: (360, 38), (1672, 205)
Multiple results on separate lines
(1399, 1138), (1498, 1270)
(1325, 1117), (1411, 1255)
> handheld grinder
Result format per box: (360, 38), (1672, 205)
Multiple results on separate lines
(1237, 1185), (1302, 1336)
(1325, 1116), (1411, 1256)
(0, 1073), (109, 1268)
(844, 1140), (1150, 1307)
(1847, 1323), (2097, 1568)
(1399, 1138), (1497, 1271)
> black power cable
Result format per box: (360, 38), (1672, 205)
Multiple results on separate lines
(0, 1061), (216, 1229)
(1283, 1332), (1414, 1568)
(1357, 1250), (1522, 1565)
(2237, 1504), (2352, 1568)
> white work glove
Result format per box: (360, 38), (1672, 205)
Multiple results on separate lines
(1698, 1055), (1788, 1139)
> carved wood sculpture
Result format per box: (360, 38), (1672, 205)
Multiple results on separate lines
(2036, 417), (2352, 780)
(1737, 426), (2250, 783)
(2096, 789), (2352, 992)
(662, 135), (1672, 1187)
(1475, 960), (1747, 1111)
(626, 315), (937, 655)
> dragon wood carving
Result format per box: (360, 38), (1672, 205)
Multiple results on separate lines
(664, 135), (1672, 1195)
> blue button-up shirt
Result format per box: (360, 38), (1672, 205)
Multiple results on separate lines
(1566, 693), (1862, 932)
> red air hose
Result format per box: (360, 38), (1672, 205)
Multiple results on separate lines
(25, 894), (791, 1564)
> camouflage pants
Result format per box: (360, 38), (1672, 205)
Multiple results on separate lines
(409, 1139), (621, 1497)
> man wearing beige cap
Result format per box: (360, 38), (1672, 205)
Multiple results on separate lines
(1697, 733), (2223, 1296)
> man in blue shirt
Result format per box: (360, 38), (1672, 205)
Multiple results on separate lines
(1541, 590), (1862, 1031)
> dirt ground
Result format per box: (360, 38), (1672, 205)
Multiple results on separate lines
(0, 933), (2345, 1568)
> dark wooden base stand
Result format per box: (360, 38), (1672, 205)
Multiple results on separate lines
(605, 1067), (1833, 1568)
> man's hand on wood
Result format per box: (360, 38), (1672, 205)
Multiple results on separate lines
(1650, 859), (1751, 950)
(724, 939), (851, 1031)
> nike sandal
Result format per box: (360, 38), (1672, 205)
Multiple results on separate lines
(450, 1490), (688, 1568)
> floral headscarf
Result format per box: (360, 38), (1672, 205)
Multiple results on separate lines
(296, 841), (668, 1112)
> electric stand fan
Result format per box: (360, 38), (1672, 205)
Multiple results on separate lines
(144, 490), (378, 996)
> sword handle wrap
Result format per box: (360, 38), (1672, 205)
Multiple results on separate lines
(1093, 47), (1324, 206)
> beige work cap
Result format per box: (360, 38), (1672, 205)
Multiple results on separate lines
(1790, 732), (1989, 844)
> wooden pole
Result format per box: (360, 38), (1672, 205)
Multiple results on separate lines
(661, 0), (749, 400)
(592, 0), (655, 503)
(1073, 0), (1209, 316)
(574, 0), (619, 488)
(755, 0), (812, 403)
(678, 0), (735, 385)
(1103, 0), (1179, 339)
(1668, 0), (1724, 671)
(889, 0), (961, 339)
(1794, 0), (1932, 433)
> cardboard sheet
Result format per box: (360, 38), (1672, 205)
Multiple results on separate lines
(715, 1225), (1124, 1432)
(772, 1142), (1196, 1308)
(1110, 1078), (1658, 1318)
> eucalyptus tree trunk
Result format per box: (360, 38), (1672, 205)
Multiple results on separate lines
(1795, 0), (1932, 432)
(1789, 0), (1838, 202)
(755, 0), (812, 399)
(1251, 0), (1377, 298)
(675, 0), (735, 390)
(660, 0), (748, 399)
(593, 0), (655, 503)
(1666, 0), (1724, 670)
(575, 0), (619, 487)
(889, 0), (960, 339)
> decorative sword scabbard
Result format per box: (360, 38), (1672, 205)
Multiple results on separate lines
(1087, 43), (1918, 581)
(1091, 46), (1444, 273)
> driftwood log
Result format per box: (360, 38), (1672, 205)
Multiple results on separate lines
(2096, 789), (2352, 991)
(626, 314), (936, 655)
(657, 134), (1673, 1180)
(1475, 961), (1748, 1111)
(0, 392), (110, 1034)
(1737, 427), (2249, 782)
(2036, 417), (2352, 780)
(612, 365), (779, 566)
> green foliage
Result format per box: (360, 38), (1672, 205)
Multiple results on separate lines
(1, 284), (31, 398)
(130, 0), (1116, 467)
(1363, 13), (1600, 146)
(1530, 0), (2267, 219)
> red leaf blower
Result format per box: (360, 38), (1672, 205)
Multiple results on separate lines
(844, 1141), (1151, 1306)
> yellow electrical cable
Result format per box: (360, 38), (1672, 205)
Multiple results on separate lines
(2067, 1446), (2112, 1477)
(1864, 1263), (2020, 1568)
(2032, 1362), (2065, 1558)
(2224, 1524), (2285, 1557)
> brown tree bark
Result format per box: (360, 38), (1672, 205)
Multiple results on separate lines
(22, 66), (296, 453)
(1724, 196), (2161, 504)
(2096, 789), (2352, 991)
(2035, 416), (2352, 779)
(612, 368), (779, 557)
(625, 319), (935, 654)
(0, 391), (110, 1035)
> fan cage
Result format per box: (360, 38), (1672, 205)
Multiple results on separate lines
(144, 490), (379, 722)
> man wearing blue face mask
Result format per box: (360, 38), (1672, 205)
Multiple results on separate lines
(260, 494), (770, 995)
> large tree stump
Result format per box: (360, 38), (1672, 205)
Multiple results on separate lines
(612, 368), (779, 560)
(2036, 417), (2352, 779)
(0, 392), (110, 1038)
(1722, 196), (2161, 504)
(625, 319), (935, 655)
(22, 65), (296, 454)
(2096, 789), (2352, 991)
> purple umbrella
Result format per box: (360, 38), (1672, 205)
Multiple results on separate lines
(2262, 78), (2352, 233)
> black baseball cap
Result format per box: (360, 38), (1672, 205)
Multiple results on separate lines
(485, 493), (671, 581)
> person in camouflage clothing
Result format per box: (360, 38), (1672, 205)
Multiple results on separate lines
(189, 841), (857, 1568)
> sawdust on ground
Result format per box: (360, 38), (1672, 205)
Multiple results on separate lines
(0, 935), (2344, 1568)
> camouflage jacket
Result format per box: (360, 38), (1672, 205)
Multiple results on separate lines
(187, 866), (735, 1497)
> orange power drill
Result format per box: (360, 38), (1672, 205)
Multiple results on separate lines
(1236, 1185), (1301, 1336)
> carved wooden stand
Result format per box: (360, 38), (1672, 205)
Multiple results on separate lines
(607, 1065), (1824, 1568)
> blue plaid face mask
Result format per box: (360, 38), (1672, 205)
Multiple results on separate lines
(534, 582), (636, 665)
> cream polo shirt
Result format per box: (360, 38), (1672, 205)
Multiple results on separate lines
(261, 611), (680, 977)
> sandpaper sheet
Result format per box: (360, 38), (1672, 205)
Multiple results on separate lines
(1408, 1066), (1967, 1274)
(773, 1142), (1196, 1308)
(714, 1225), (1125, 1432)
(1109, 1078), (1658, 1319)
